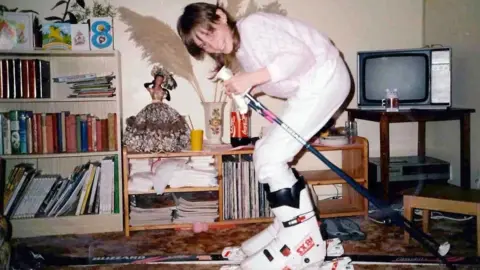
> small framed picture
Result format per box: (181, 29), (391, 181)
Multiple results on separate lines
(42, 23), (72, 50)
(90, 17), (114, 50)
(1, 12), (34, 50)
(71, 23), (90, 50)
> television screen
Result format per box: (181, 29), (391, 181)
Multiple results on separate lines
(363, 54), (428, 102)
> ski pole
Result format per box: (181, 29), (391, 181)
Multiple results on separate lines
(213, 67), (454, 270)
(243, 93), (454, 270)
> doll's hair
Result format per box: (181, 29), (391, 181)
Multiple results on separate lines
(143, 65), (177, 101)
(144, 65), (178, 90)
(177, 2), (240, 74)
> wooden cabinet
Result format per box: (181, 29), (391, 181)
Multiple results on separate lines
(122, 137), (369, 236)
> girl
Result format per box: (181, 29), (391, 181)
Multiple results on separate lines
(178, 3), (351, 270)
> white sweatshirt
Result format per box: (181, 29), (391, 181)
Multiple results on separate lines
(235, 12), (340, 99)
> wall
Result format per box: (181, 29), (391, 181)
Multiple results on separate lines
(424, 0), (480, 188)
(1, 0), (424, 170)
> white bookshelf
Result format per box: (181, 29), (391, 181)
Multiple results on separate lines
(0, 49), (123, 238)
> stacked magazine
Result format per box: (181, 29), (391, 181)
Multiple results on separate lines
(53, 72), (116, 98)
(129, 192), (219, 226)
(129, 193), (177, 226)
(172, 196), (218, 224)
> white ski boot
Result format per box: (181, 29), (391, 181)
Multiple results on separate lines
(319, 257), (354, 270)
(222, 235), (345, 263)
(222, 217), (282, 261)
(220, 171), (351, 270)
(239, 180), (326, 269)
(325, 238), (344, 257)
(222, 170), (317, 262)
(222, 183), (283, 261)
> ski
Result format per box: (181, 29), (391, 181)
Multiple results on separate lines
(24, 251), (480, 267)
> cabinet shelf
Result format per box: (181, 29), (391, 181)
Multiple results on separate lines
(128, 217), (273, 232)
(122, 137), (369, 236)
(303, 170), (365, 185)
(129, 186), (219, 195)
(125, 141), (365, 159)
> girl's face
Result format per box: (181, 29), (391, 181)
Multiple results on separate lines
(192, 9), (233, 55)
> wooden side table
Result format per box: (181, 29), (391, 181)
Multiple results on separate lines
(347, 108), (475, 201)
(403, 185), (480, 256)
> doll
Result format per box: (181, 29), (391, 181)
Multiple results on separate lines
(144, 65), (178, 103)
(123, 64), (189, 153)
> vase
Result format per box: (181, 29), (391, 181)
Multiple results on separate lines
(202, 102), (226, 145)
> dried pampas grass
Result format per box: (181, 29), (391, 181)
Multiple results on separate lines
(118, 7), (206, 102)
(223, 0), (243, 18)
(220, 0), (286, 18)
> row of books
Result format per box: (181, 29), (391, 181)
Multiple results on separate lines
(129, 192), (219, 226)
(0, 58), (51, 99)
(222, 155), (273, 220)
(0, 110), (118, 155)
(2, 156), (120, 219)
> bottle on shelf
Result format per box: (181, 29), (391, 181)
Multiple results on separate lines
(345, 120), (358, 144)
(229, 102), (251, 147)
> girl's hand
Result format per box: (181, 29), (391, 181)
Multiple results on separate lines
(223, 72), (255, 97)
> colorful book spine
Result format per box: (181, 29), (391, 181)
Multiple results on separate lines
(9, 110), (20, 154)
(19, 111), (27, 154)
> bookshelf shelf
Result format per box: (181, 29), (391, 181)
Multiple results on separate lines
(0, 50), (124, 238)
(0, 49), (116, 57)
(0, 97), (117, 103)
(10, 213), (123, 238)
(122, 137), (369, 236)
(2, 151), (119, 159)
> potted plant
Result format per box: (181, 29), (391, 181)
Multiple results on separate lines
(71, 0), (117, 24)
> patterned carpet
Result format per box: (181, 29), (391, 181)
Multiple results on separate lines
(11, 215), (478, 270)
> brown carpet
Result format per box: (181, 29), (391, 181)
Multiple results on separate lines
(12, 217), (478, 270)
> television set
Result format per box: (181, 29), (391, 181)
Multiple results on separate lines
(357, 46), (452, 110)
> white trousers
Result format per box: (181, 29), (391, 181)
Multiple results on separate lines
(253, 56), (351, 192)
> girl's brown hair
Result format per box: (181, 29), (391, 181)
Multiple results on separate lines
(177, 2), (240, 74)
